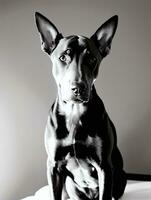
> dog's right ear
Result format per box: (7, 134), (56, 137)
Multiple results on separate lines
(35, 12), (63, 54)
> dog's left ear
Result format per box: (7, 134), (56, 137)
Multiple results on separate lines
(91, 15), (118, 57)
(35, 12), (63, 54)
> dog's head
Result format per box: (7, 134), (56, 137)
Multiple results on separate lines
(35, 12), (118, 103)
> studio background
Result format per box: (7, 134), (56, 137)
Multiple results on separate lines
(0, 0), (151, 199)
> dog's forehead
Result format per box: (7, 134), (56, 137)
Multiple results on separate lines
(61, 35), (89, 48)
(54, 35), (95, 53)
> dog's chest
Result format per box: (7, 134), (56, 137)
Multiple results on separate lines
(58, 102), (102, 152)
(63, 102), (86, 131)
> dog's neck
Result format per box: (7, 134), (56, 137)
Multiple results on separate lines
(57, 86), (97, 130)
(58, 97), (87, 129)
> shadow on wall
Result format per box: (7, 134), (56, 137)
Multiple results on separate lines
(9, 168), (46, 200)
(121, 109), (151, 174)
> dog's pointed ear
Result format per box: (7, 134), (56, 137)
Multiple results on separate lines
(35, 12), (63, 54)
(91, 15), (118, 57)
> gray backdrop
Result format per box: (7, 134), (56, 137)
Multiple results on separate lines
(0, 0), (151, 199)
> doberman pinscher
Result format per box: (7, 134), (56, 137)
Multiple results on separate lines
(35, 12), (127, 200)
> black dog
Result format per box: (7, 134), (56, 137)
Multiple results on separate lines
(35, 12), (127, 200)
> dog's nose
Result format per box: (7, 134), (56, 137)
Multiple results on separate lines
(71, 86), (79, 95)
(71, 82), (86, 96)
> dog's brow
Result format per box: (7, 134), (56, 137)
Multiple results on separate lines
(65, 36), (79, 44)
(65, 36), (88, 48)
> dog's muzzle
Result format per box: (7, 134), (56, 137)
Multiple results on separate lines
(71, 82), (89, 103)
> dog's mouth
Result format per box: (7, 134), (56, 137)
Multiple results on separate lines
(74, 95), (89, 103)
(73, 98), (89, 104)
(70, 94), (90, 104)
(63, 94), (89, 104)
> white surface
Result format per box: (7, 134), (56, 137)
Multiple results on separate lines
(123, 181), (151, 200)
(21, 181), (151, 200)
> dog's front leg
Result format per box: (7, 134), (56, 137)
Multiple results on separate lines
(102, 165), (113, 200)
(47, 159), (65, 200)
(92, 161), (112, 200)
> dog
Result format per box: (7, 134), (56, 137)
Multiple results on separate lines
(35, 12), (127, 200)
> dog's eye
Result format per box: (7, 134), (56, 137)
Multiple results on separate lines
(60, 50), (72, 63)
(59, 55), (66, 62)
